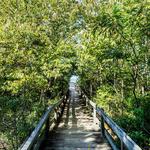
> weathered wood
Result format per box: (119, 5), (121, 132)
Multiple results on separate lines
(97, 107), (142, 150)
(105, 130), (119, 150)
(104, 123), (118, 141)
(45, 117), (50, 138)
(101, 113), (105, 137)
(88, 100), (97, 124)
(33, 131), (45, 150)
(81, 92), (142, 150)
(121, 140), (124, 150)
(19, 106), (52, 150)
(81, 91), (89, 106)
(54, 108), (58, 121)
(93, 103), (97, 124)
(19, 96), (66, 150)
(89, 100), (95, 107)
(42, 85), (111, 150)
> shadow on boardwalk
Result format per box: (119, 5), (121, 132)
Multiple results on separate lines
(40, 80), (111, 150)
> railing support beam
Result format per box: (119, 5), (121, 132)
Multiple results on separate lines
(19, 95), (67, 150)
(101, 113), (105, 137)
(45, 117), (50, 137)
(121, 140), (124, 150)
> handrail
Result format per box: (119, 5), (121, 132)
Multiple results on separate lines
(19, 96), (67, 150)
(97, 108), (142, 150)
(81, 91), (142, 150)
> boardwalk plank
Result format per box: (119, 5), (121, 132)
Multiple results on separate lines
(41, 82), (111, 150)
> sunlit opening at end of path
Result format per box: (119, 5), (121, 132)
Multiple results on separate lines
(69, 75), (79, 90)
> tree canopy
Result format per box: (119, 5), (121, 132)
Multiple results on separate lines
(0, 0), (149, 149)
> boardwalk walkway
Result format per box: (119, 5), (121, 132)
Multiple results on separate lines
(41, 81), (111, 150)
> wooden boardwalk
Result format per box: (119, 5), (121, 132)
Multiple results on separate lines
(41, 83), (111, 150)
(20, 78), (142, 150)
(19, 77), (142, 150)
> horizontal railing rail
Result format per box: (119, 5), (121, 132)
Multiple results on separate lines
(81, 91), (142, 150)
(19, 94), (68, 150)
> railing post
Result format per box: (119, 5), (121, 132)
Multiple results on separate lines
(66, 90), (69, 100)
(60, 98), (65, 115)
(121, 140), (124, 150)
(60, 102), (63, 114)
(101, 109), (105, 137)
(93, 103), (97, 124)
(45, 117), (50, 137)
(54, 108), (57, 121)
(85, 95), (89, 106)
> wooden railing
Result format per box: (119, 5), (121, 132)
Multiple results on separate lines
(19, 95), (67, 150)
(81, 92), (142, 150)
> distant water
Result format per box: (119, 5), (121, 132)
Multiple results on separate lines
(69, 75), (79, 100)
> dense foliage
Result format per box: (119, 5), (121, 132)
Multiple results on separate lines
(0, 1), (78, 149)
(0, 0), (149, 149)
(76, 0), (150, 148)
